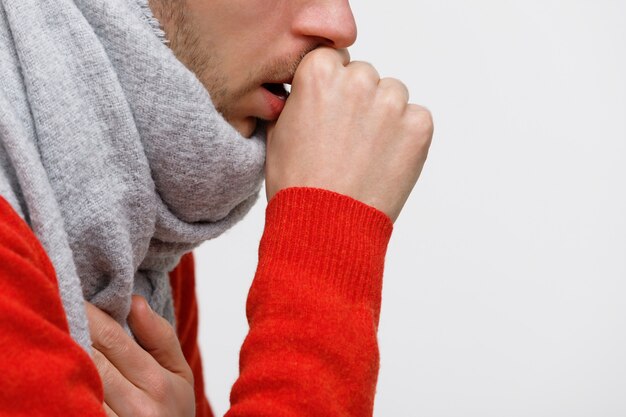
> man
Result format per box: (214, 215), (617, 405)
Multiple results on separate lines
(0, 0), (432, 416)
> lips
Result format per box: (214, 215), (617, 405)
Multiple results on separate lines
(262, 83), (290, 100)
(259, 83), (291, 121)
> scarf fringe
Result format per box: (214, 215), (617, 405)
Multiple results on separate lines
(135, 0), (169, 44)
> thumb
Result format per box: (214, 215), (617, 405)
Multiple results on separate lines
(127, 295), (193, 384)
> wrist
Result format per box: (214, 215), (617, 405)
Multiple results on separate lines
(258, 187), (393, 310)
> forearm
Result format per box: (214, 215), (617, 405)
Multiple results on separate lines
(226, 187), (392, 417)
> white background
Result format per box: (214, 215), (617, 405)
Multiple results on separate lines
(196, 1), (626, 416)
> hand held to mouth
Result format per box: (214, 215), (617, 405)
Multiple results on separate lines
(265, 47), (433, 222)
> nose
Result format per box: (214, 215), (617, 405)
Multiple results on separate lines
(292, 0), (358, 49)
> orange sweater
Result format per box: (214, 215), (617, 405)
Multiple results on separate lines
(0, 187), (392, 417)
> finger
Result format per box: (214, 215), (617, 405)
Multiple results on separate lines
(313, 46), (351, 67)
(104, 402), (120, 417)
(336, 48), (351, 66)
(407, 104), (435, 130)
(301, 46), (350, 70)
(85, 301), (162, 390)
(406, 103), (430, 114)
(128, 296), (193, 385)
(378, 77), (410, 103)
(93, 347), (141, 416)
(405, 104), (435, 142)
(347, 60), (381, 83)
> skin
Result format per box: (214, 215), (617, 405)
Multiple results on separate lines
(148, 0), (358, 137)
(265, 47), (433, 221)
(90, 1), (434, 416)
(87, 298), (195, 417)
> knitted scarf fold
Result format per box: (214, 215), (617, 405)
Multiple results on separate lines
(0, 0), (265, 351)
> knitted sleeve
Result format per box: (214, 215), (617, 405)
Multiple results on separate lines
(0, 197), (106, 417)
(0, 186), (392, 417)
(170, 253), (215, 417)
(225, 187), (393, 417)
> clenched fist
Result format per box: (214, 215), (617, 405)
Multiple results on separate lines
(265, 47), (433, 222)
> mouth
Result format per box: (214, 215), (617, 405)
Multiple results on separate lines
(261, 83), (291, 101)
(258, 82), (292, 121)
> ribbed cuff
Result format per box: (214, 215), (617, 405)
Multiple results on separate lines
(255, 187), (393, 312)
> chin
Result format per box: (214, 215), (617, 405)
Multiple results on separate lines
(230, 117), (258, 138)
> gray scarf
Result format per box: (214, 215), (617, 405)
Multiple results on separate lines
(0, 0), (265, 351)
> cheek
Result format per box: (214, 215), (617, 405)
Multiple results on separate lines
(204, 0), (288, 49)
(188, 0), (292, 82)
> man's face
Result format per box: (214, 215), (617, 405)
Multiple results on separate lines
(149, 0), (358, 137)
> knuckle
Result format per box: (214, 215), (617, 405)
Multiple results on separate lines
(384, 96), (406, 115)
(156, 317), (182, 353)
(91, 350), (112, 382)
(395, 80), (410, 99)
(94, 321), (125, 353)
(377, 78), (411, 115)
(310, 58), (336, 79)
(147, 372), (170, 402)
(381, 77), (407, 92)
(156, 316), (177, 340)
(299, 50), (337, 80)
(353, 60), (377, 74)
(349, 64), (378, 92)
(307, 47), (335, 61)
(407, 106), (434, 138)
(421, 110), (435, 137)
(379, 88), (407, 113)
(351, 61), (378, 78)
